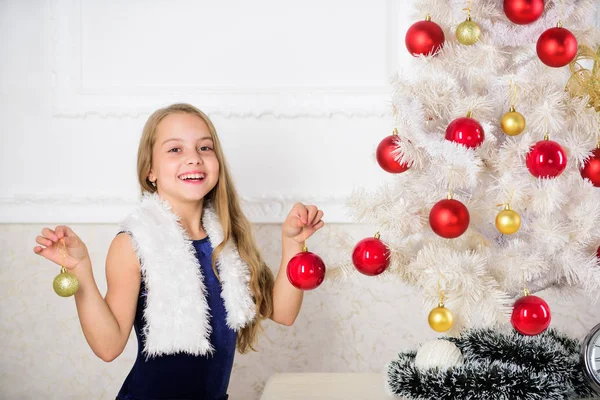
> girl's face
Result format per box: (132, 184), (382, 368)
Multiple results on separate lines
(148, 112), (220, 204)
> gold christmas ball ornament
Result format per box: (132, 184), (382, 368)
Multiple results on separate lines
(428, 303), (454, 332)
(500, 106), (526, 136)
(456, 16), (481, 46)
(495, 205), (521, 235)
(53, 267), (79, 297)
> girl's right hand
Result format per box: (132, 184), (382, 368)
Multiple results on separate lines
(34, 226), (90, 271)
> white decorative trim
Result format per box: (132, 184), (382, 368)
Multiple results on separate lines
(50, 0), (396, 119)
(0, 195), (351, 224)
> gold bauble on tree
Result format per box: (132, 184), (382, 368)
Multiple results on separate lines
(456, 16), (481, 46)
(500, 106), (526, 136)
(53, 266), (79, 297)
(495, 204), (521, 235)
(428, 302), (454, 332)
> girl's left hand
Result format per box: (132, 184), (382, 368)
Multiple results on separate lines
(282, 203), (324, 243)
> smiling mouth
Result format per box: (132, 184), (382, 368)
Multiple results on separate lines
(178, 173), (206, 183)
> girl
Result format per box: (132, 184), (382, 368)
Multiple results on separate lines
(33, 103), (325, 400)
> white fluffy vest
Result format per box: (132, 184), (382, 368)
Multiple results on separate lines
(119, 193), (256, 357)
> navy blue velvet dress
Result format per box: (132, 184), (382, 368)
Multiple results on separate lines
(116, 237), (237, 400)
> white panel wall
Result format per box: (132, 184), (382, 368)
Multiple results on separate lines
(0, 0), (420, 224)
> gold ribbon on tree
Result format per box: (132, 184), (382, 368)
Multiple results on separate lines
(566, 45), (600, 112)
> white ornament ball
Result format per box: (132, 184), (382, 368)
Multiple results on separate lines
(414, 339), (463, 370)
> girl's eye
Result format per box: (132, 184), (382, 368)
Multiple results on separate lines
(168, 148), (180, 153)
(199, 146), (213, 151)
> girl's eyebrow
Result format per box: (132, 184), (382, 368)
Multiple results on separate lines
(161, 138), (182, 146)
(161, 137), (212, 146)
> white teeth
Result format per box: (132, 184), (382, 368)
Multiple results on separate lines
(179, 173), (205, 180)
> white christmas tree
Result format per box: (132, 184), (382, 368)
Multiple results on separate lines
(330, 0), (600, 337)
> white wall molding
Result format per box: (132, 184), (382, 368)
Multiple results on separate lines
(51, 0), (398, 119)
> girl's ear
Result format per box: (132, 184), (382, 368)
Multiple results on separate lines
(148, 171), (156, 182)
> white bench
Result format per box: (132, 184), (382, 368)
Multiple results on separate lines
(260, 373), (397, 400)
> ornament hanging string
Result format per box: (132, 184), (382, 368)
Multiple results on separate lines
(559, 0), (564, 24)
(297, 214), (308, 252)
(496, 190), (515, 209)
(58, 238), (68, 275)
(522, 272), (530, 296)
(446, 170), (453, 200)
(437, 271), (448, 306)
(462, 0), (472, 18)
(509, 80), (518, 109)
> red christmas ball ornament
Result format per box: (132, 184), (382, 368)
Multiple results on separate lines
(525, 138), (567, 178)
(286, 247), (326, 290)
(445, 112), (485, 149)
(511, 293), (551, 335)
(352, 232), (391, 276)
(429, 197), (470, 239)
(405, 15), (445, 57)
(503, 0), (544, 25)
(581, 148), (600, 187)
(536, 25), (578, 68)
(376, 132), (410, 174)
(596, 245), (600, 259)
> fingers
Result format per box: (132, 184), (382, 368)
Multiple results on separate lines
(34, 225), (73, 256)
(294, 204), (323, 227)
(41, 227), (58, 242)
(292, 220), (325, 242)
(36, 235), (54, 248)
(306, 205), (318, 226)
(293, 203), (309, 226)
(33, 244), (62, 266)
(34, 229), (58, 258)
(33, 245), (51, 257)
(55, 225), (73, 239)
(53, 226), (81, 249)
(310, 220), (325, 231)
(310, 209), (324, 227)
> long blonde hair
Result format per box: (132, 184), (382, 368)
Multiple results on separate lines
(137, 103), (274, 353)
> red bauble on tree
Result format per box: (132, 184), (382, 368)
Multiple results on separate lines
(429, 196), (470, 239)
(405, 15), (445, 57)
(503, 0), (544, 25)
(511, 292), (552, 335)
(376, 129), (410, 173)
(596, 246), (600, 259)
(352, 232), (391, 276)
(526, 137), (567, 178)
(287, 246), (326, 290)
(536, 25), (578, 68)
(445, 112), (485, 149)
(581, 148), (600, 187)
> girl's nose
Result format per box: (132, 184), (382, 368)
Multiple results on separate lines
(185, 154), (204, 165)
